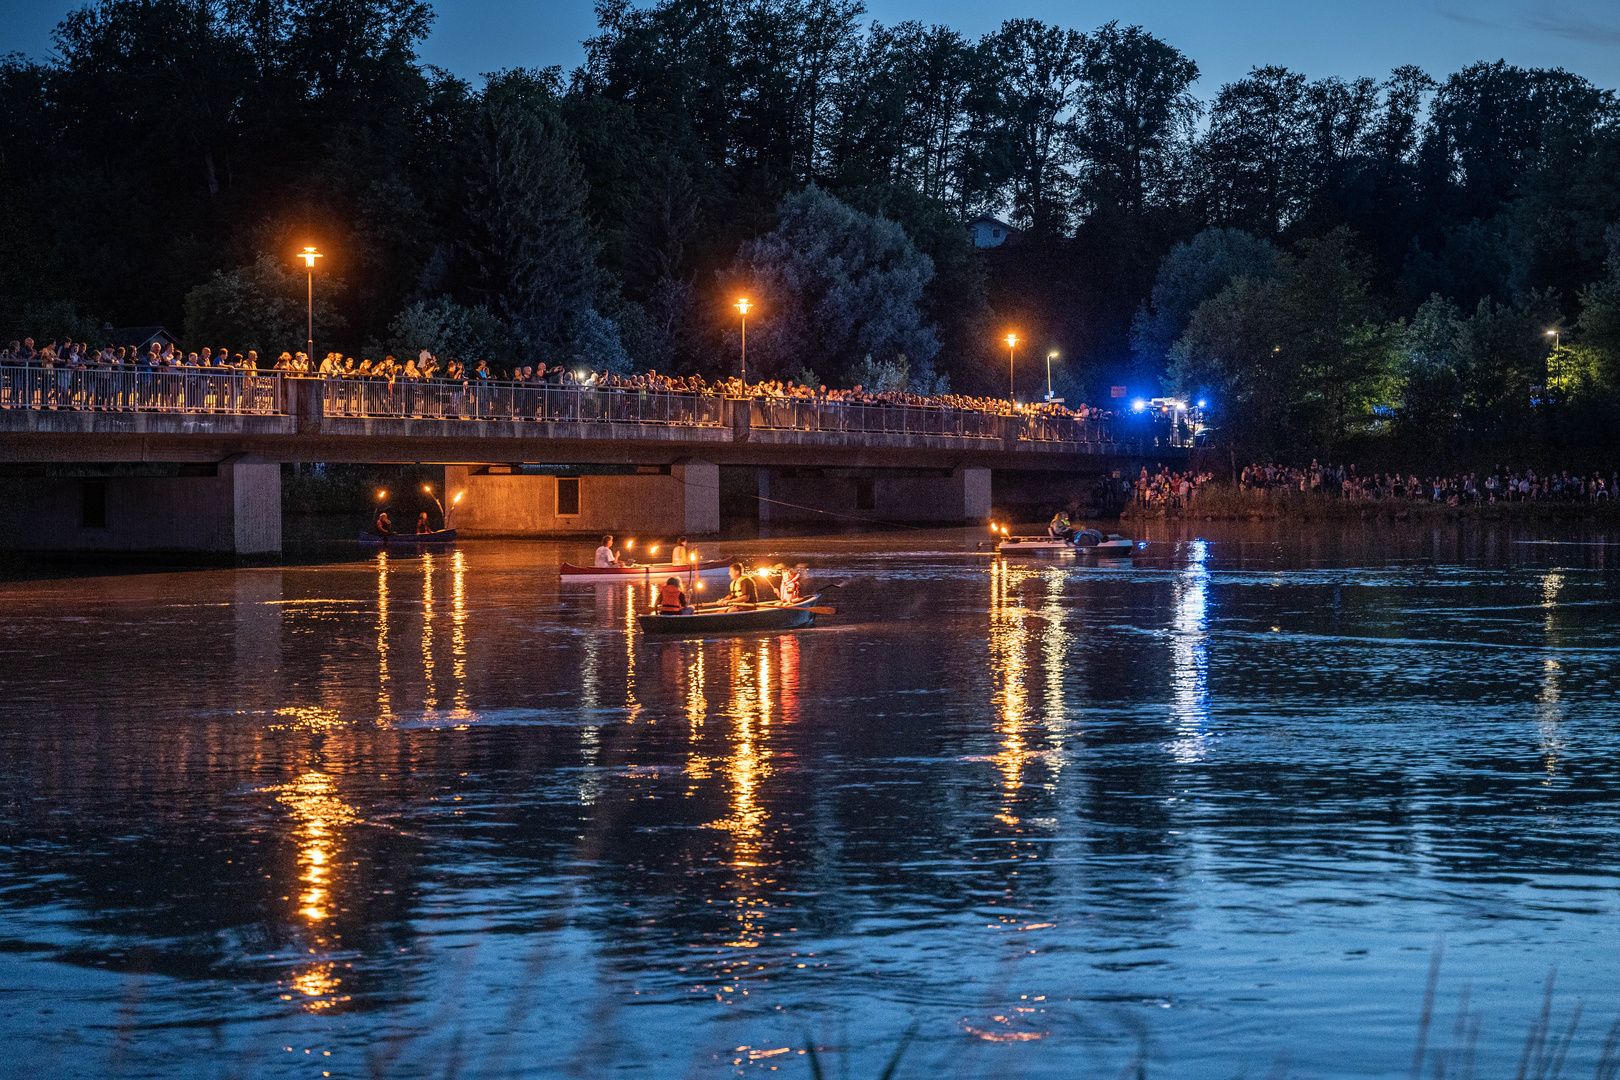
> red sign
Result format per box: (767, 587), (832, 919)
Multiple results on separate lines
(1110, 386), (1127, 398)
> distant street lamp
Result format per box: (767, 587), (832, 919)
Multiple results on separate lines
(1005, 333), (1018, 400)
(735, 297), (752, 383)
(298, 246), (322, 358)
(1045, 350), (1059, 400)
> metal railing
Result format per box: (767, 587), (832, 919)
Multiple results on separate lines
(0, 362), (283, 414)
(0, 362), (1124, 445)
(321, 378), (726, 426)
(747, 398), (1116, 444)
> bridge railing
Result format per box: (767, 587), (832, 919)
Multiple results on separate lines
(746, 398), (1116, 444)
(0, 362), (283, 414)
(321, 378), (727, 426)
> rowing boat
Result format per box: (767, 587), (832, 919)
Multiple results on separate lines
(637, 593), (823, 635)
(359, 528), (457, 546)
(560, 559), (732, 582)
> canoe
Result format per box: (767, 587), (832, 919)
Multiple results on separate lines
(995, 532), (1138, 554)
(560, 559), (732, 581)
(360, 528), (457, 545)
(637, 593), (822, 635)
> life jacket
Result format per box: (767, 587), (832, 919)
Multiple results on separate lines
(779, 571), (801, 603)
(657, 582), (684, 613)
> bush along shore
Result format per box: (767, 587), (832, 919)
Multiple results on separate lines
(1124, 484), (1620, 522)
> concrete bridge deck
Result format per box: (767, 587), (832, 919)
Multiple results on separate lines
(0, 368), (1187, 554)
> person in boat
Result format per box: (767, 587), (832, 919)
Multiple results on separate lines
(415, 512), (432, 534)
(1048, 511), (1073, 540)
(594, 534), (620, 568)
(655, 576), (690, 615)
(670, 535), (688, 564)
(375, 511), (394, 536)
(778, 567), (802, 604)
(722, 560), (758, 609)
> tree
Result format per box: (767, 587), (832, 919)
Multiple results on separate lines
(1199, 65), (1311, 236)
(461, 93), (605, 361)
(976, 20), (1086, 236)
(1074, 22), (1199, 217)
(385, 296), (516, 368)
(1394, 295), (1464, 449)
(1131, 227), (1279, 385)
(1169, 228), (1393, 455)
(727, 186), (941, 384)
(183, 254), (345, 357)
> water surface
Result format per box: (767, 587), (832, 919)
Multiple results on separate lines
(1, 523), (1617, 1078)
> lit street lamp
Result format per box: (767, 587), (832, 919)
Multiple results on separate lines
(1045, 350), (1058, 400)
(298, 246), (322, 359)
(1005, 332), (1018, 400)
(735, 297), (751, 384)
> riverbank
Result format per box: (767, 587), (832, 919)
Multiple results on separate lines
(1126, 483), (1620, 523)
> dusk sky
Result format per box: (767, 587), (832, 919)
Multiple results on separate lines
(3, 0), (1619, 95)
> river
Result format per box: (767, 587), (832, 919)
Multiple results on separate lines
(1, 522), (1617, 1078)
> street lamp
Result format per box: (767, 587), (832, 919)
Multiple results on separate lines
(735, 297), (751, 384)
(1005, 333), (1018, 400)
(1045, 350), (1058, 400)
(1546, 328), (1562, 397)
(298, 246), (322, 358)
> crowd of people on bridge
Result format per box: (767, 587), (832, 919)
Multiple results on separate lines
(3, 334), (1120, 423)
(2, 336), (258, 370)
(1241, 462), (1616, 504)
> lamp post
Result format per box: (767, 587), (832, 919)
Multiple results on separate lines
(298, 246), (322, 359)
(1005, 333), (1018, 400)
(1045, 350), (1058, 400)
(735, 297), (751, 384)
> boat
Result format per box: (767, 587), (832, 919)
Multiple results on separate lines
(637, 593), (824, 635)
(560, 559), (732, 582)
(994, 530), (1138, 555)
(994, 535), (1077, 553)
(359, 528), (457, 546)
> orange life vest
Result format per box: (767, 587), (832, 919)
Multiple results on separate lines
(657, 582), (685, 613)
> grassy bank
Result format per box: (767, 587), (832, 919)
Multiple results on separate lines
(1125, 483), (1620, 523)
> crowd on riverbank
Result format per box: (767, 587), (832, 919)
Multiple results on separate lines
(2, 337), (1117, 421)
(1241, 462), (1616, 504)
(1134, 466), (1216, 508)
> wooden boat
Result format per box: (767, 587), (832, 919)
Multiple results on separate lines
(359, 528), (457, 546)
(637, 593), (823, 635)
(560, 559), (732, 582)
(995, 535), (1077, 553)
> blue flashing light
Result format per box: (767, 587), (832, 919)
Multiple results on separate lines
(1131, 398), (1147, 412)
(1197, 399), (1207, 408)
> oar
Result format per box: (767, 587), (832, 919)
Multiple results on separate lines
(803, 606), (837, 615)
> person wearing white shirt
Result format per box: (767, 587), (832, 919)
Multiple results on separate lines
(670, 535), (688, 564)
(594, 535), (619, 567)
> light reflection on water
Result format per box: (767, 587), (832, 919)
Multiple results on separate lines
(0, 524), (1618, 1077)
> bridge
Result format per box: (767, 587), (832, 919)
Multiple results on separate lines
(0, 365), (1185, 554)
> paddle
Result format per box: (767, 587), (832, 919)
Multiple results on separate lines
(803, 606), (837, 615)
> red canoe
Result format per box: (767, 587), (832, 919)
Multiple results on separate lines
(559, 559), (732, 581)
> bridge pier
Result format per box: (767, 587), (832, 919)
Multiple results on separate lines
(0, 453), (281, 556)
(443, 457), (720, 537)
(756, 465), (990, 525)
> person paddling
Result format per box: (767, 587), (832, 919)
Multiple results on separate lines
(375, 511), (394, 536)
(594, 534), (620, 568)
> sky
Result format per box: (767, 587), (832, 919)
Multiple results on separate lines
(2, 0), (1619, 96)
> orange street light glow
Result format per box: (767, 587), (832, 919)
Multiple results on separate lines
(1005, 333), (1018, 348)
(299, 246), (322, 268)
(735, 297), (751, 315)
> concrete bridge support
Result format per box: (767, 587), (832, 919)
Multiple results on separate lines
(0, 453), (282, 555)
(756, 465), (990, 524)
(442, 458), (720, 537)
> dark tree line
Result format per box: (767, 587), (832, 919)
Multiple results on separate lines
(2, 0), (1619, 458)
